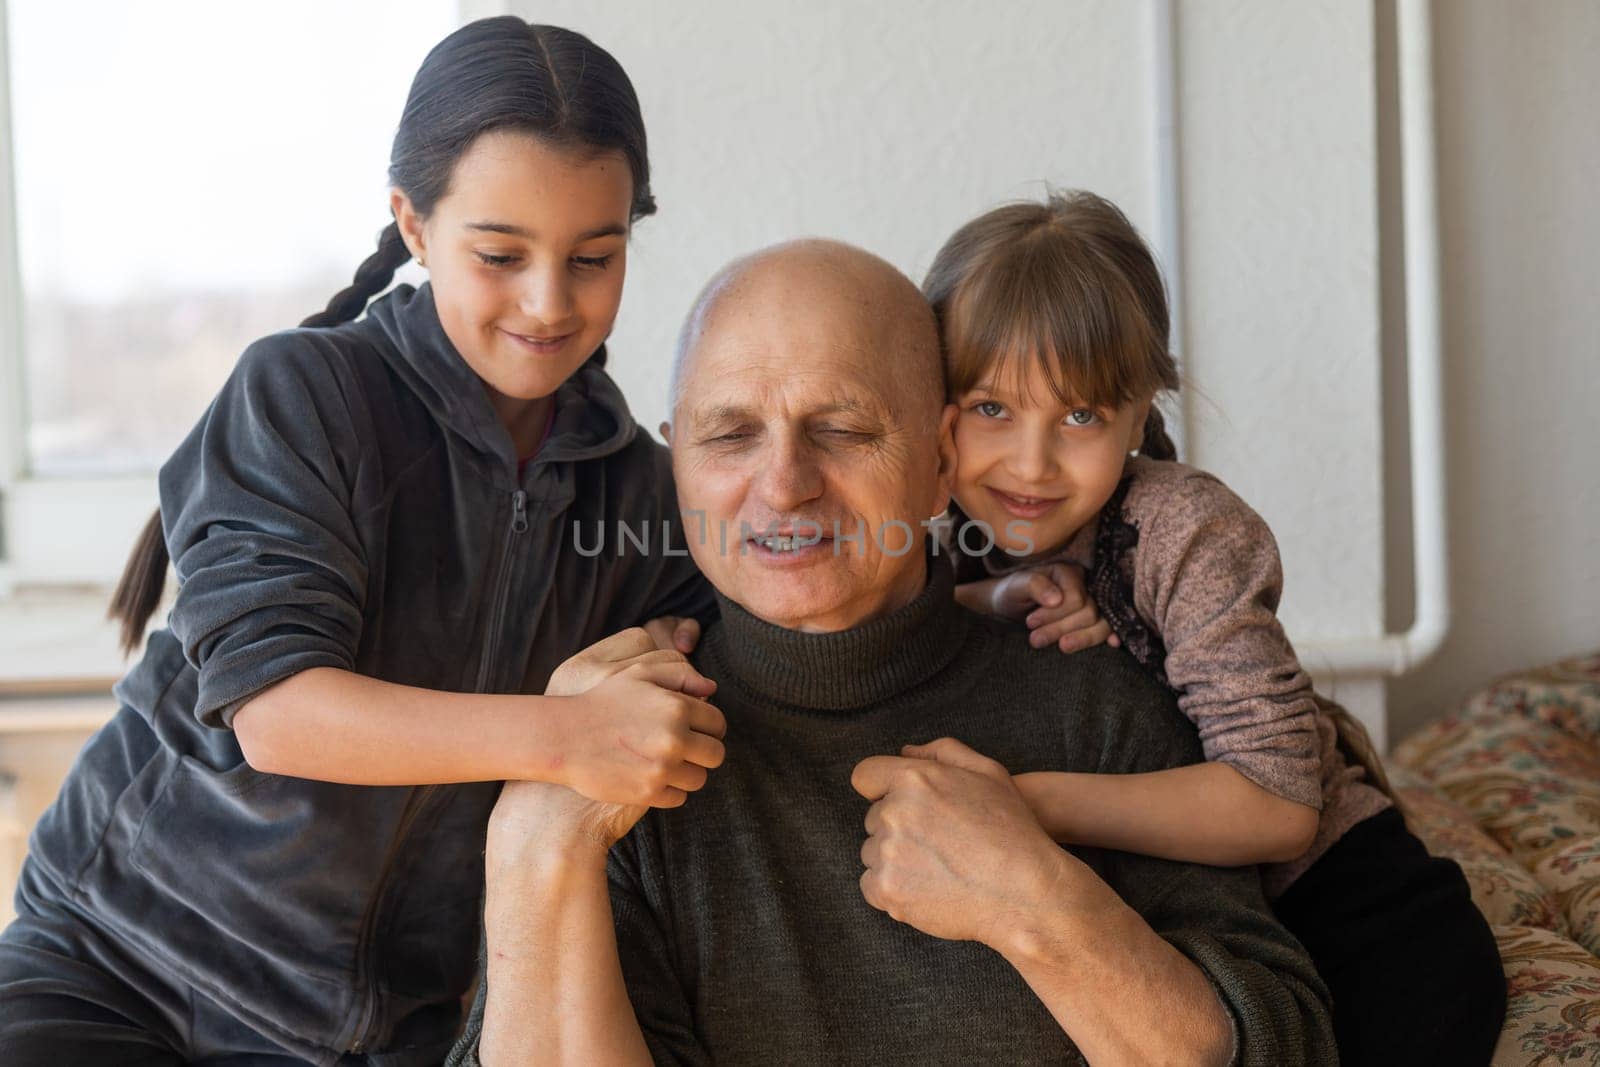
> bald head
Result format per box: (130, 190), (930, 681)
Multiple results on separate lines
(670, 239), (944, 429)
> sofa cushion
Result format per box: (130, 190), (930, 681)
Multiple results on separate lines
(1388, 765), (1567, 934)
(1492, 924), (1600, 1065)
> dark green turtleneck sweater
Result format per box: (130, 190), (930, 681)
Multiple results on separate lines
(451, 560), (1335, 1066)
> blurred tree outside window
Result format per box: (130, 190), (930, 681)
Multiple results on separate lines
(6, 0), (454, 478)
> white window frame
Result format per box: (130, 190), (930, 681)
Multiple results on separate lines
(0, 1), (158, 596)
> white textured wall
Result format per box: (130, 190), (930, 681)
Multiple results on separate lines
(486, 0), (1160, 435)
(1172, 2), (1385, 731)
(1386, 1), (1600, 740)
(488, 0), (1391, 732)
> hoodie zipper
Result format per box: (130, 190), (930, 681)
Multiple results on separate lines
(474, 490), (529, 693)
(346, 487), (530, 1054)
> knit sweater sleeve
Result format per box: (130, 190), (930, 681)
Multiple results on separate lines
(1125, 462), (1323, 808)
(1123, 857), (1337, 1067)
(606, 824), (713, 1066)
(1069, 644), (1337, 1064)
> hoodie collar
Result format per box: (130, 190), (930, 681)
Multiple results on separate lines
(358, 283), (638, 477)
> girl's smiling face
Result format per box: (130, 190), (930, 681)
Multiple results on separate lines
(951, 353), (1150, 558)
(393, 130), (633, 432)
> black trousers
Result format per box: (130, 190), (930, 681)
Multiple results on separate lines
(0, 859), (364, 1066)
(1275, 807), (1506, 1067)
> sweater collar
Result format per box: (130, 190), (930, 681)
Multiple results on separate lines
(358, 283), (638, 475)
(706, 553), (973, 713)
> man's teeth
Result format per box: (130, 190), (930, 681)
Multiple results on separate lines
(757, 535), (815, 552)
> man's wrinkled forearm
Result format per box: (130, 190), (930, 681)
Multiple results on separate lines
(989, 854), (1235, 1067)
(478, 841), (652, 1067)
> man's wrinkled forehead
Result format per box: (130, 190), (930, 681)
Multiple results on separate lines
(670, 240), (942, 430)
(682, 350), (897, 431)
(678, 282), (900, 415)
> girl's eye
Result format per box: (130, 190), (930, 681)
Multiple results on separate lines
(1064, 408), (1102, 427)
(973, 400), (1006, 418)
(474, 251), (519, 268)
(572, 254), (613, 271)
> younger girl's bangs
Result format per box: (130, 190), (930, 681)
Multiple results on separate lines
(944, 238), (1169, 414)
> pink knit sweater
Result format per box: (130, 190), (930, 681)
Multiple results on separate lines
(951, 455), (1390, 897)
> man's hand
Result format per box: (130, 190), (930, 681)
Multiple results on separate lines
(487, 778), (645, 875)
(954, 564), (1118, 653)
(542, 628), (726, 809)
(850, 738), (1103, 949)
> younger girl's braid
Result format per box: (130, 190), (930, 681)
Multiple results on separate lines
(1140, 405), (1180, 461)
(300, 221), (412, 328)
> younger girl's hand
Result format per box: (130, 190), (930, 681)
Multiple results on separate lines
(954, 569), (1064, 620)
(642, 615), (701, 654)
(543, 628), (726, 810)
(1022, 563), (1118, 653)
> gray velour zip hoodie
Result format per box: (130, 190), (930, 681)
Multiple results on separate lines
(22, 283), (713, 1064)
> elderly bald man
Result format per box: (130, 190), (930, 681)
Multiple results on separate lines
(448, 241), (1335, 1066)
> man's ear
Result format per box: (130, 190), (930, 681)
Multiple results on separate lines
(932, 403), (960, 514)
(658, 420), (673, 447)
(390, 187), (428, 265)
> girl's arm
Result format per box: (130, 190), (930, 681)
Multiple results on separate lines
(234, 629), (725, 799)
(1014, 762), (1319, 866)
(234, 668), (574, 785)
(1101, 464), (1331, 862)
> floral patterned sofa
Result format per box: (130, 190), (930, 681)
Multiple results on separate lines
(1387, 651), (1600, 1065)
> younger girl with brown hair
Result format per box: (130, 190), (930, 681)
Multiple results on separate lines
(926, 190), (1503, 1066)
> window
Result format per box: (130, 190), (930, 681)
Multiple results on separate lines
(0, 0), (459, 588)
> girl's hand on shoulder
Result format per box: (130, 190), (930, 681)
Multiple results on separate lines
(542, 628), (726, 810)
(642, 615), (701, 654)
(955, 565), (1119, 656)
(955, 569), (1064, 620)
(1022, 563), (1119, 654)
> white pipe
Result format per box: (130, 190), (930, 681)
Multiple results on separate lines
(1296, 0), (1450, 677)
(1147, 0), (1187, 456)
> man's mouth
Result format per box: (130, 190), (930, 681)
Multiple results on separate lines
(742, 523), (837, 561)
(751, 533), (828, 553)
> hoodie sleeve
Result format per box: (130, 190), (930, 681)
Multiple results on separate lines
(160, 331), (371, 729)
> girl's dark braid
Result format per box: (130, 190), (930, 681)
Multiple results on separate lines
(300, 221), (412, 328)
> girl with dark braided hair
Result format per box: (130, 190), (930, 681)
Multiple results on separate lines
(0, 17), (724, 1064)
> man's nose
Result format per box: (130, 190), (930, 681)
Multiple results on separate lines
(755, 432), (825, 511)
(520, 263), (575, 326)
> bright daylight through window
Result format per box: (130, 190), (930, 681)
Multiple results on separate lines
(5, 0), (453, 478)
